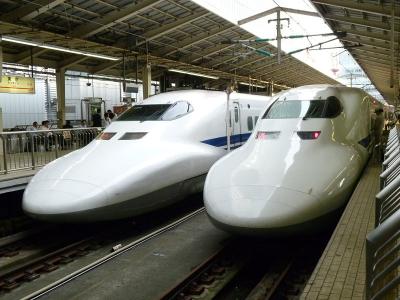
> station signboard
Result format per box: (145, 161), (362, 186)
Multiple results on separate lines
(0, 76), (35, 94)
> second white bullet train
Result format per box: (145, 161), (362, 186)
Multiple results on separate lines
(204, 85), (377, 235)
(23, 90), (271, 222)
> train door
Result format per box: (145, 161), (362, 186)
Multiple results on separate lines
(230, 102), (242, 148)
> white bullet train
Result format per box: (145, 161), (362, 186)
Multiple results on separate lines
(204, 85), (376, 235)
(23, 90), (271, 222)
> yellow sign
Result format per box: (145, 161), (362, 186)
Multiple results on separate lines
(0, 76), (35, 94)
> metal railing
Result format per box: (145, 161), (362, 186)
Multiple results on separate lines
(0, 128), (101, 174)
(366, 126), (400, 300)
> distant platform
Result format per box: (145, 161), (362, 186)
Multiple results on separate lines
(0, 169), (38, 194)
(301, 159), (380, 299)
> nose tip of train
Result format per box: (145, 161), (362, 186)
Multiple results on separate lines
(204, 185), (319, 235)
(23, 179), (108, 222)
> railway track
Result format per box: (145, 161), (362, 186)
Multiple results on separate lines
(22, 207), (205, 300)
(160, 235), (329, 300)
(0, 196), (204, 299)
(0, 192), (330, 300)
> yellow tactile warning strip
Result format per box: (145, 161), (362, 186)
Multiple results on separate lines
(301, 159), (381, 300)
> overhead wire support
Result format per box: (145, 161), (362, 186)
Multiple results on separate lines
(227, 31), (347, 59)
(287, 36), (342, 56)
(237, 6), (321, 64)
(240, 44), (273, 57)
(222, 31), (346, 44)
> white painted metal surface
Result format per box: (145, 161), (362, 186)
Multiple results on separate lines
(204, 85), (374, 235)
(22, 90), (271, 222)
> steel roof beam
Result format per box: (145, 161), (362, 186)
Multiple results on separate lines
(341, 36), (392, 50)
(358, 58), (397, 69)
(324, 13), (399, 32)
(159, 24), (234, 57)
(58, 56), (88, 70)
(354, 55), (396, 66)
(312, 0), (400, 19)
(90, 60), (122, 74)
(251, 58), (298, 74)
(182, 43), (237, 63)
(351, 48), (394, 61)
(70, 0), (163, 38)
(136, 11), (209, 46)
(4, 54), (58, 69)
(348, 46), (391, 56)
(201, 44), (270, 69)
(343, 28), (399, 43)
(15, 48), (48, 64)
(0, 0), (66, 22)
(227, 55), (274, 72)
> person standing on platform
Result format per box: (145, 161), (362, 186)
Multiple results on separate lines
(28, 121), (39, 132)
(27, 121), (39, 151)
(63, 120), (73, 129)
(92, 109), (102, 127)
(41, 120), (53, 151)
(104, 112), (111, 127)
(107, 109), (117, 121)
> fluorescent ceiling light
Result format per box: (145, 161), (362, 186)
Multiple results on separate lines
(1, 36), (37, 47)
(41, 44), (82, 55)
(1, 36), (120, 61)
(239, 81), (265, 89)
(169, 68), (219, 80)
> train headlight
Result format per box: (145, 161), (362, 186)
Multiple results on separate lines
(296, 131), (321, 140)
(256, 131), (280, 140)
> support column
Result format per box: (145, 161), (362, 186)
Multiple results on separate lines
(56, 68), (66, 128)
(271, 80), (274, 95)
(142, 64), (151, 99)
(159, 72), (167, 93)
(0, 41), (3, 77)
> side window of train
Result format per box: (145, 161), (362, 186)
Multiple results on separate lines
(254, 116), (259, 125)
(325, 96), (342, 118)
(161, 101), (193, 121)
(234, 107), (239, 123)
(247, 116), (253, 131)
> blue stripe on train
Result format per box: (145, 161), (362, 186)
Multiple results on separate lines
(358, 134), (371, 148)
(201, 133), (252, 148)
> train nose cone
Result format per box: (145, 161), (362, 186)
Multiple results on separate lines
(23, 179), (108, 221)
(204, 185), (320, 233)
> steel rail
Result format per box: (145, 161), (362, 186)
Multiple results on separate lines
(22, 207), (205, 300)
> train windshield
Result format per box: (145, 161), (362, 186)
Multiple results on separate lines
(117, 101), (193, 121)
(263, 97), (342, 119)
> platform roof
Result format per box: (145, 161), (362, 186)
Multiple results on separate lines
(311, 0), (400, 102)
(0, 0), (337, 90)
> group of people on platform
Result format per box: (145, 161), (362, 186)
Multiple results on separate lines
(24, 108), (117, 152)
(91, 109), (117, 127)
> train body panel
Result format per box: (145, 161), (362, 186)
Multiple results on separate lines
(23, 90), (271, 221)
(204, 85), (374, 235)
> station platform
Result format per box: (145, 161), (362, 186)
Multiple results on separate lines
(0, 169), (37, 194)
(301, 159), (380, 299)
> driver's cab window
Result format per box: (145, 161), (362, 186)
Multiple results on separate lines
(161, 101), (193, 120)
